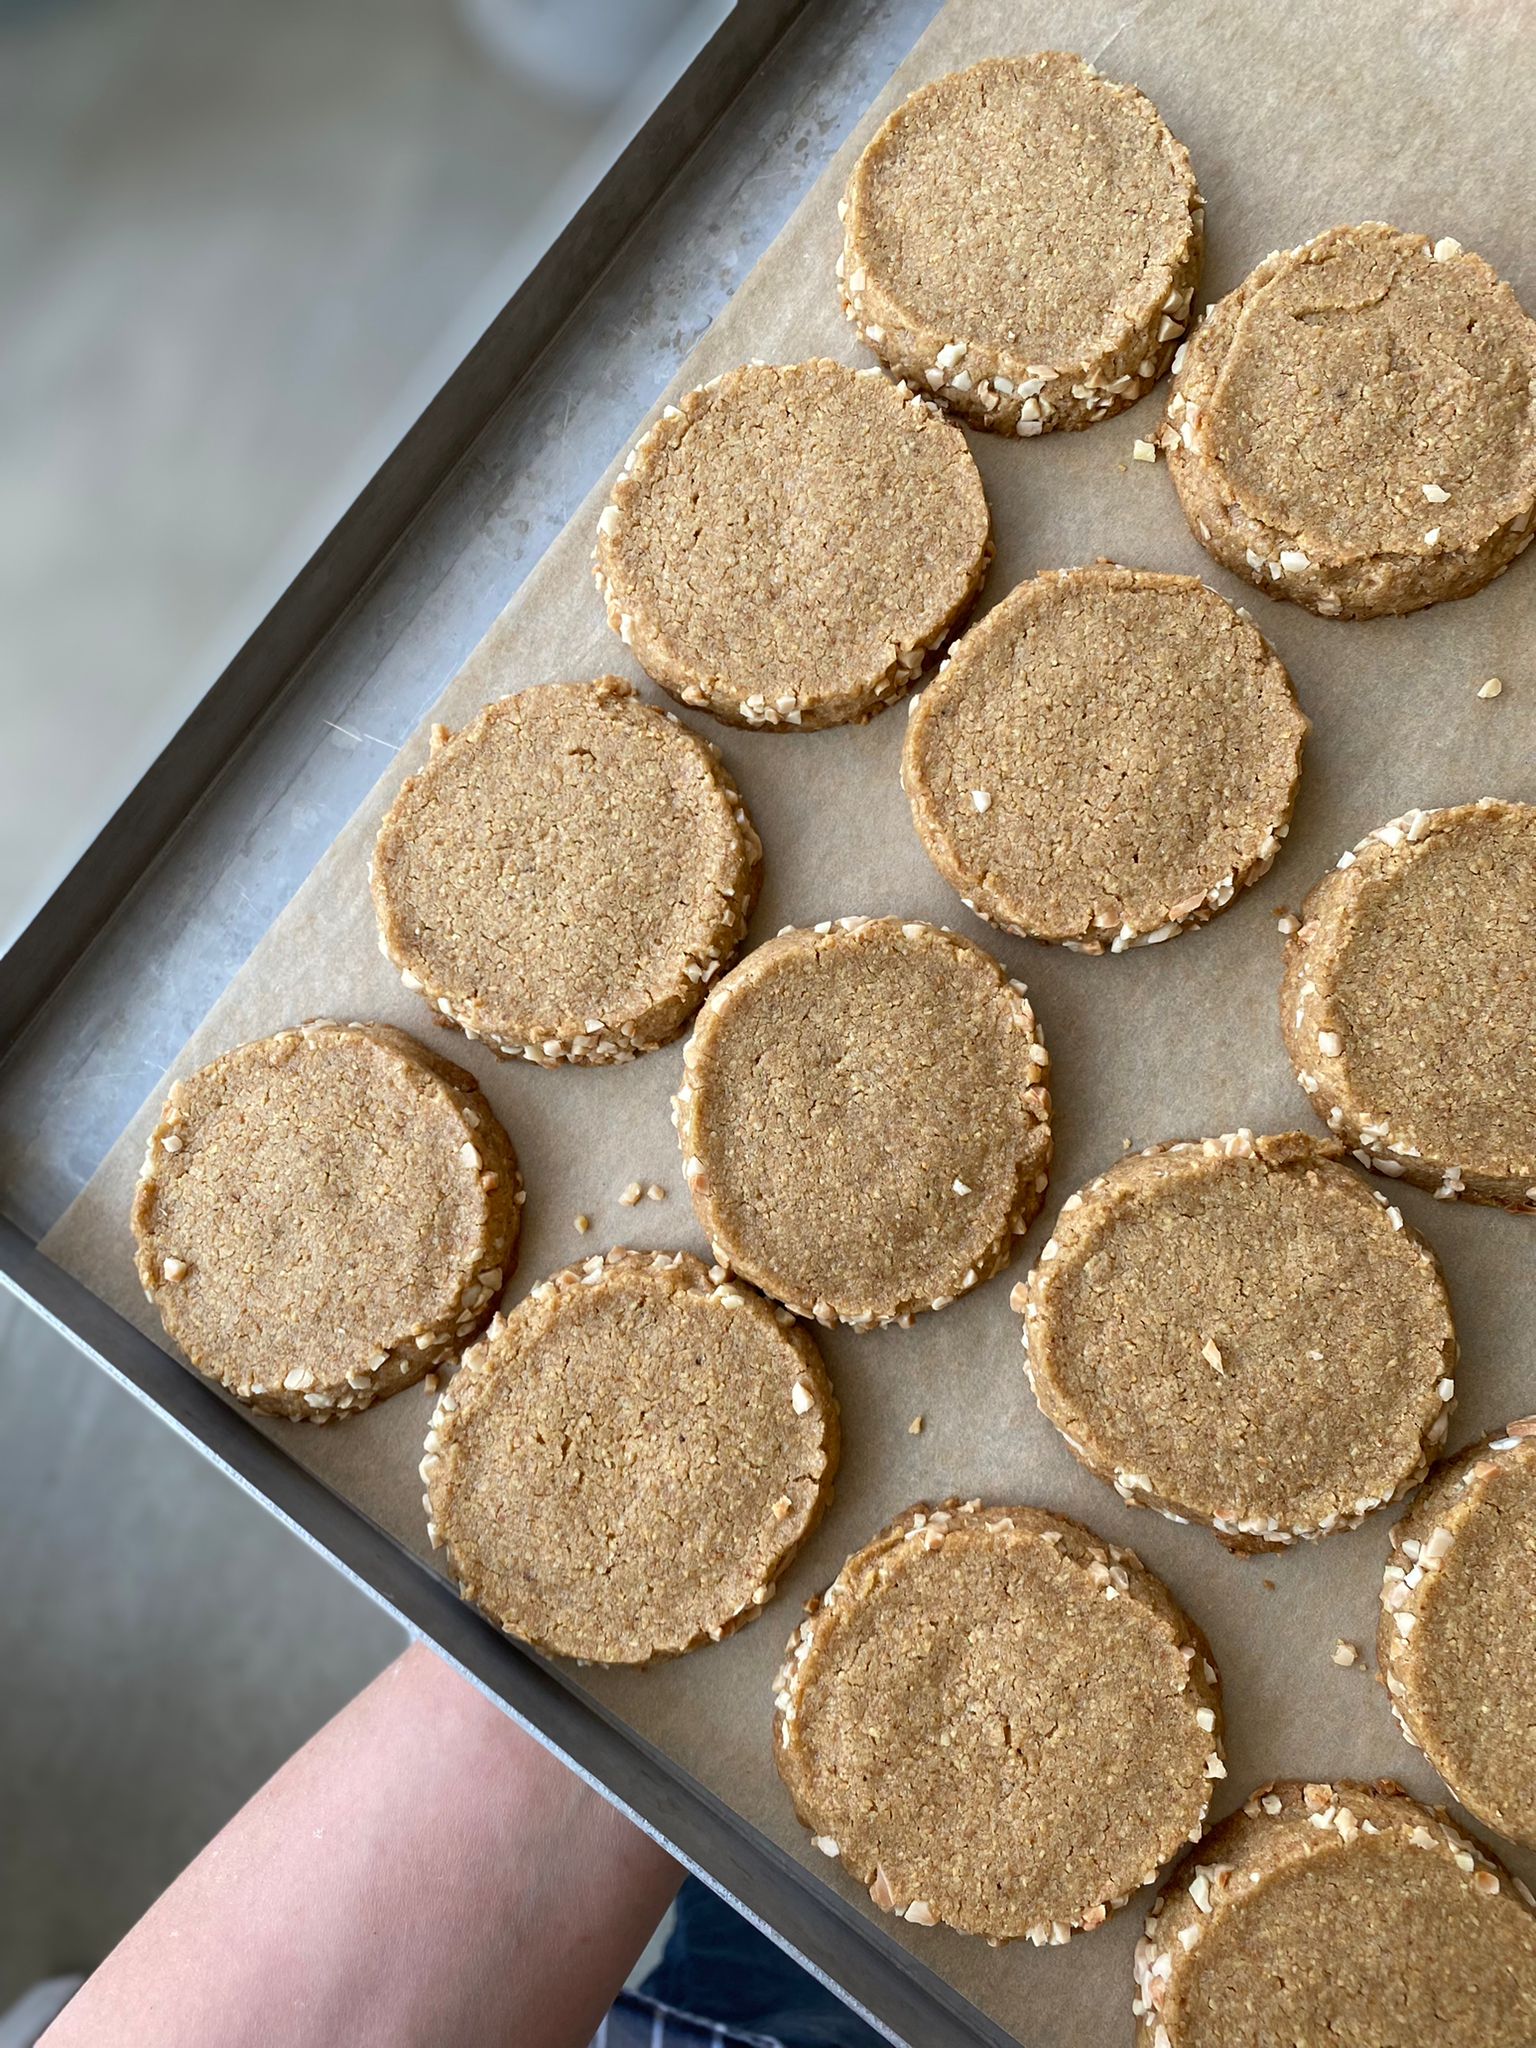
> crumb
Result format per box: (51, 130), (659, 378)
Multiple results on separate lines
(908, 1415), (924, 1435)
(1132, 438), (1157, 463)
(1262, 1578), (1277, 1592)
(1477, 676), (1503, 699)
(574, 1213), (591, 1234)
(1274, 907), (1299, 935)
(645, 1183), (667, 1203)
(424, 1372), (440, 1394)
(1200, 1337), (1226, 1376)
(1332, 1639), (1360, 1667)
(619, 1181), (643, 1207)
(1122, 1136), (1133, 1152)
(1115, 460), (1128, 473)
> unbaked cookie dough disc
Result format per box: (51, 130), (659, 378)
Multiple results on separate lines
(1282, 799), (1536, 1209)
(1381, 1419), (1536, 1848)
(1163, 223), (1536, 619)
(1017, 1131), (1455, 1549)
(132, 1021), (522, 1422)
(372, 677), (762, 1066)
(421, 1249), (838, 1664)
(674, 916), (1052, 1328)
(839, 52), (1202, 436)
(902, 565), (1307, 948)
(1137, 1780), (1536, 2046)
(592, 360), (992, 730)
(774, 1501), (1224, 1945)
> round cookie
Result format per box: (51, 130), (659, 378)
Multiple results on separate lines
(839, 52), (1202, 436)
(591, 360), (992, 730)
(132, 1020), (521, 1422)
(1136, 1779), (1536, 2046)
(372, 677), (761, 1067)
(902, 565), (1307, 949)
(774, 1500), (1224, 1945)
(421, 1248), (837, 1663)
(674, 916), (1052, 1328)
(1282, 799), (1536, 1210)
(1381, 1419), (1536, 1848)
(1016, 1131), (1456, 1549)
(1163, 223), (1536, 619)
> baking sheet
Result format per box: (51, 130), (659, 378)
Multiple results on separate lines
(44, 0), (1536, 2039)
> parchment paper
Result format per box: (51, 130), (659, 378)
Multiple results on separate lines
(44, 2), (1536, 2039)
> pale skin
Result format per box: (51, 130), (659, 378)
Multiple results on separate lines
(43, 1644), (682, 2048)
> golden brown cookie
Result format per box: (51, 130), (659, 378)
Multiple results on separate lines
(774, 1500), (1223, 1945)
(1381, 1419), (1536, 1848)
(1281, 799), (1536, 1210)
(1017, 1131), (1456, 1549)
(902, 565), (1306, 948)
(673, 916), (1051, 1328)
(840, 53), (1202, 436)
(592, 360), (991, 729)
(1163, 224), (1536, 618)
(421, 1249), (837, 1663)
(371, 677), (761, 1067)
(1137, 1779), (1536, 2046)
(132, 1020), (521, 1421)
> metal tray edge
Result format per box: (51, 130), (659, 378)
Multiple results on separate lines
(0, 0), (811, 1052)
(0, 4), (1024, 2036)
(1, 1225), (1015, 2048)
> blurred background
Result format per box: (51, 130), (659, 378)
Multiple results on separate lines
(0, 0), (726, 2023)
(0, 0), (730, 943)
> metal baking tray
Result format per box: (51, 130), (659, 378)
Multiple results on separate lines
(0, 4), (1015, 2042)
(13, 3), (1536, 2041)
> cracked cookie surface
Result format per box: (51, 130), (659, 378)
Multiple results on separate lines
(422, 1248), (837, 1663)
(372, 677), (761, 1066)
(902, 564), (1306, 948)
(1018, 1132), (1455, 1549)
(592, 360), (991, 729)
(840, 52), (1202, 435)
(1164, 223), (1536, 618)
(774, 1500), (1222, 1943)
(132, 1020), (521, 1420)
(1138, 1779), (1536, 2045)
(1281, 799), (1536, 1208)
(1381, 1420), (1536, 1848)
(674, 916), (1051, 1327)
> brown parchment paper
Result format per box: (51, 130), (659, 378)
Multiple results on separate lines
(45, 1), (1536, 2039)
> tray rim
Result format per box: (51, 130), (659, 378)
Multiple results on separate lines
(0, 4), (1020, 2041)
(0, 1219), (1018, 2048)
(0, 0), (802, 1050)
